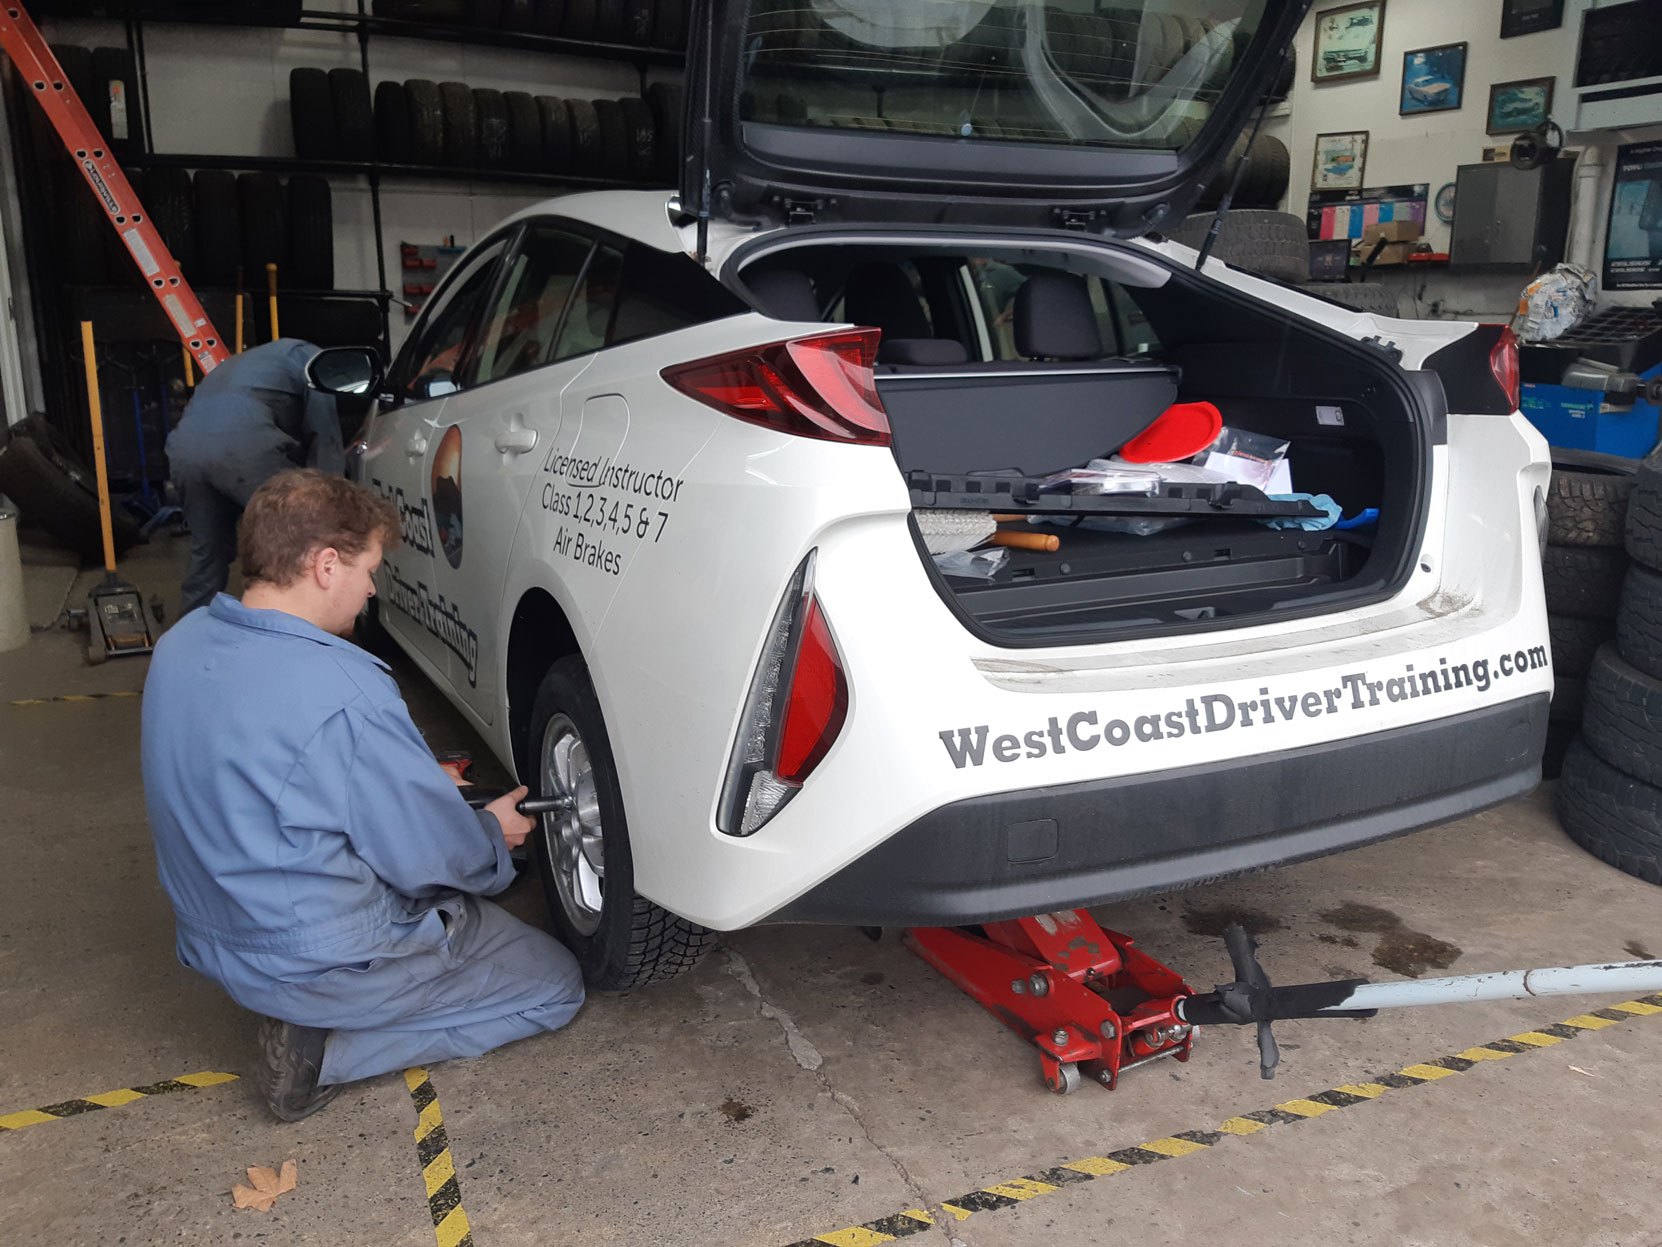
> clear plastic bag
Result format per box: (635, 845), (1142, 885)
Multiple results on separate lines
(1093, 457), (1230, 486)
(1194, 427), (1292, 494)
(933, 547), (1009, 578)
(1038, 465), (1163, 495)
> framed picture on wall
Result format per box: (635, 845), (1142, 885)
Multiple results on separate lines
(1399, 42), (1467, 114)
(1486, 77), (1555, 134)
(1311, 1), (1385, 83)
(1312, 131), (1369, 190)
(1500, 0), (1566, 38)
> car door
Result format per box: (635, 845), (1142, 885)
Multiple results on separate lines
(364, 232), (510, 680)
(423, 221), (608, 725)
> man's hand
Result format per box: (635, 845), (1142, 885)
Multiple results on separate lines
(485, 785), (534, 851)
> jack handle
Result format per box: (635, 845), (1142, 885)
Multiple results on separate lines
(1176, 923), (1376, 1080)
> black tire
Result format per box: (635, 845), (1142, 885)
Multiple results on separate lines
(645, 81), (681, 183)
(503, 90), (541, 171)
(193, 169), (242, 286)
(591, 98), (629, 179)
(1548, 448), (1637, 548)
(52, 45), (97, 135)
(1262, 45), (1296, 104)
(1618, 563), (1662, 682)
(1549, 612), (1615, 678)
(1166, 209), (1309, 284)
(374, 79), (413, 163)
(652, 0), (685, 48)
(1552, 675), (1587, 723)
(1582, 643), (1662, 788)
(289, 66), (333, 159)
(1542, 716), (1577, 781)
(1624, 447), (1662, 572)
(618, 96), (655, 182)
(473, 87), (510, 168)
(536, 95), (572, 172)
(405, 78), (445, 166)
(104, 167), (144, 285)
(1541, 543), (1627, 621)
(62, 165), (109, 286)
(499, 0), (536, 30)
(91, 47), (141, 157)
(531, 0), (562, 35)
(439, 81), (477, 167)
(144, 166), (198, 279)
(566, 97), (602, 175)
(593, 0), (624, 42)
(560, 0), (597, 39)
(622, 0), (654, 44)
(287, 175), (334, 290)
(527, 656), (717, 990)
(1557, 736), (1662, 885)
(1316, 282), (1401, 317)
(0, 434), (141, 561)
(329, 67), (374, 161)
(237, 171), (289, 287)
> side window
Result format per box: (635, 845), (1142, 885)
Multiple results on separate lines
(468, 225), (595, 386)
(608, 242), (748, 347)
(1109, 283), (1161, 357)
(398, 239), (508, 401)
(550, 243), (625, 362)
(967, 256), (1025, 359)
(1087, 277), (1123, 357)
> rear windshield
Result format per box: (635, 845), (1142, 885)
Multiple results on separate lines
(738, 0), (1271, 150)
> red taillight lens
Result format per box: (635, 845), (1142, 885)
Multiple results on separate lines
(776, 597), (848, 784)
(1490, 326), (1520, 412)
(662, 329), (891, 445)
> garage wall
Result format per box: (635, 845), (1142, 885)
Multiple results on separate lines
(1263, 0), (1655, 318)
(32, 3), (680, 353)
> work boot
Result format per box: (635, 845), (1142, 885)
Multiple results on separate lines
(254, 1016), (341, 1122)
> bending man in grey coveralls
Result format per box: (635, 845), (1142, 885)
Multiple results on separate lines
(141, 469), (584, 1120)
(166, 338), (345, 616)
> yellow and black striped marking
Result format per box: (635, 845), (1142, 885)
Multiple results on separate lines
(782, 994), (1662, 1246)
(8, 690), (142, 707)
(404, 1067), (474, 1247)
(0, 1070), (237, 1131)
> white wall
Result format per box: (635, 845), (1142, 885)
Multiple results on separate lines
(1264, 0), (1656, 318)
(35, 4), (679, 351)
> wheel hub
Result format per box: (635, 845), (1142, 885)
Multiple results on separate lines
(540, 713), (605, 936)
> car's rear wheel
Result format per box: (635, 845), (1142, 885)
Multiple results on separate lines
(528, 656), (716, 989)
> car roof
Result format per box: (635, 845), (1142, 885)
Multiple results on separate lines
(494, 189), (684, 252)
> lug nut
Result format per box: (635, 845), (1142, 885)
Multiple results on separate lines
(1052, 1028), (1069, 1045)
(1028, 973), (1050, 997)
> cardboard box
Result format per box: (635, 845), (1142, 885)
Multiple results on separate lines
(1361, 219), (1422, 245)
(1352, 239), (1419, 265)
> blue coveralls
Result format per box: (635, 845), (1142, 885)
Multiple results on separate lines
(140, 595), (584, 1085)
(166, 339), (347, 616)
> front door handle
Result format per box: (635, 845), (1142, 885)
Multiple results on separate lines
(494, 414), (538, 456)
(405, 433), (428, 458)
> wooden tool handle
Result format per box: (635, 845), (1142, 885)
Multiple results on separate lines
(990, 529), (1060, 552)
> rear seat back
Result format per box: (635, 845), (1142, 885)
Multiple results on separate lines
(1014, 271), (1104, 361)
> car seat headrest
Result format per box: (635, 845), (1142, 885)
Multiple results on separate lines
(1014, 271), (1104, 361)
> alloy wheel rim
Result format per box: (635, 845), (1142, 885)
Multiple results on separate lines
(539, 712), (604, 935)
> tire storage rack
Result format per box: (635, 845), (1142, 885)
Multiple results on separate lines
(3, 0), (686, 495)
(1556, 447), (1662, 886)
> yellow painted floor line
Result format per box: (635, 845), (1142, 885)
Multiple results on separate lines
(0, 1071), (237, 1131)
(404, 1067), (475, 1247)
(778, 993), (1662, 1246)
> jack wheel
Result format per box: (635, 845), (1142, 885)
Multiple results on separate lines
(1048, 1062), (1081, 1095)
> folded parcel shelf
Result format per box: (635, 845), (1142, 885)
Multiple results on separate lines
(905, 471), (1324, 519)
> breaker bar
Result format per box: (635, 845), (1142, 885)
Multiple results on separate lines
(0, 3), (227, 373)
(907, 912), (1662, 1093)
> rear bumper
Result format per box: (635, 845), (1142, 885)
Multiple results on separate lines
(769, 693), (1548, 926)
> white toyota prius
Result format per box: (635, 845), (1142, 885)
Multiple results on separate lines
(311, 0), (1553, 991)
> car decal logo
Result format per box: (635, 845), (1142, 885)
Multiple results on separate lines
(432, 424), (464, 569)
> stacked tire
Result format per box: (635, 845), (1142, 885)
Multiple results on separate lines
(1555, 446), (1662, 886)
(370, 0), (687, 49)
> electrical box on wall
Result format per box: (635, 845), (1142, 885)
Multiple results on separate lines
(1449, 159), (1576, 269)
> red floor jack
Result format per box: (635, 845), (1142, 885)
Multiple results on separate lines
(907, 912), (1662, 1090)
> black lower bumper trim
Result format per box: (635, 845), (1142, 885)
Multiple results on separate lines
(771, 694), (1549, 926)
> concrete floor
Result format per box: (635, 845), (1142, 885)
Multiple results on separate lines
(2, 528), (1660, 1247)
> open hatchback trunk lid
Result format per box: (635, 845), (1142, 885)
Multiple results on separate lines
(682, 0), (1311, 236)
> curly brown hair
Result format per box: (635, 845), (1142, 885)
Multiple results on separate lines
(238, 469), (400, 586)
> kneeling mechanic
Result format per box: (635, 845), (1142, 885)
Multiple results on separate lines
(141, 469), (584, 1120)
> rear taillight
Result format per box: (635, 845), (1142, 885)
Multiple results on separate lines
(1490, 326), (1520, 412)
(718, 552), (849, 837)
(661, 329), (890, 445)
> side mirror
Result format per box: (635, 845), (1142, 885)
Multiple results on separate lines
(307, 346), (384, 397)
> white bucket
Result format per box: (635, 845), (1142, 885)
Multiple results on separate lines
(0, 504), (28, 653)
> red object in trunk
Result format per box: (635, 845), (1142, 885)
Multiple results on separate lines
(905, 910), (1195, 1093)
(1117, 401), (1224, 463)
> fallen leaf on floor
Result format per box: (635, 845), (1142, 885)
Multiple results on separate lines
(1568, 1066), (1600, 1078)
(232, 1159), (298, 1211)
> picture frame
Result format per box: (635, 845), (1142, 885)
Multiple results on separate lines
(1399, 42), (1467, 115)
(1500, 0), (1565, 38)
(1311, 1), (1385, 84)
(1312, 131), (1369, 190)
(1486, 77), (1555, 135)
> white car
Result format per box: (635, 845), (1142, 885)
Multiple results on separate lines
(311, 0), (1552, 991)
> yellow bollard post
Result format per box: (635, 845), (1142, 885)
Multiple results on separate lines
(80, 321), (117, 578)
(182, 347), (194, 389)
(266, 262), (280, 341)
